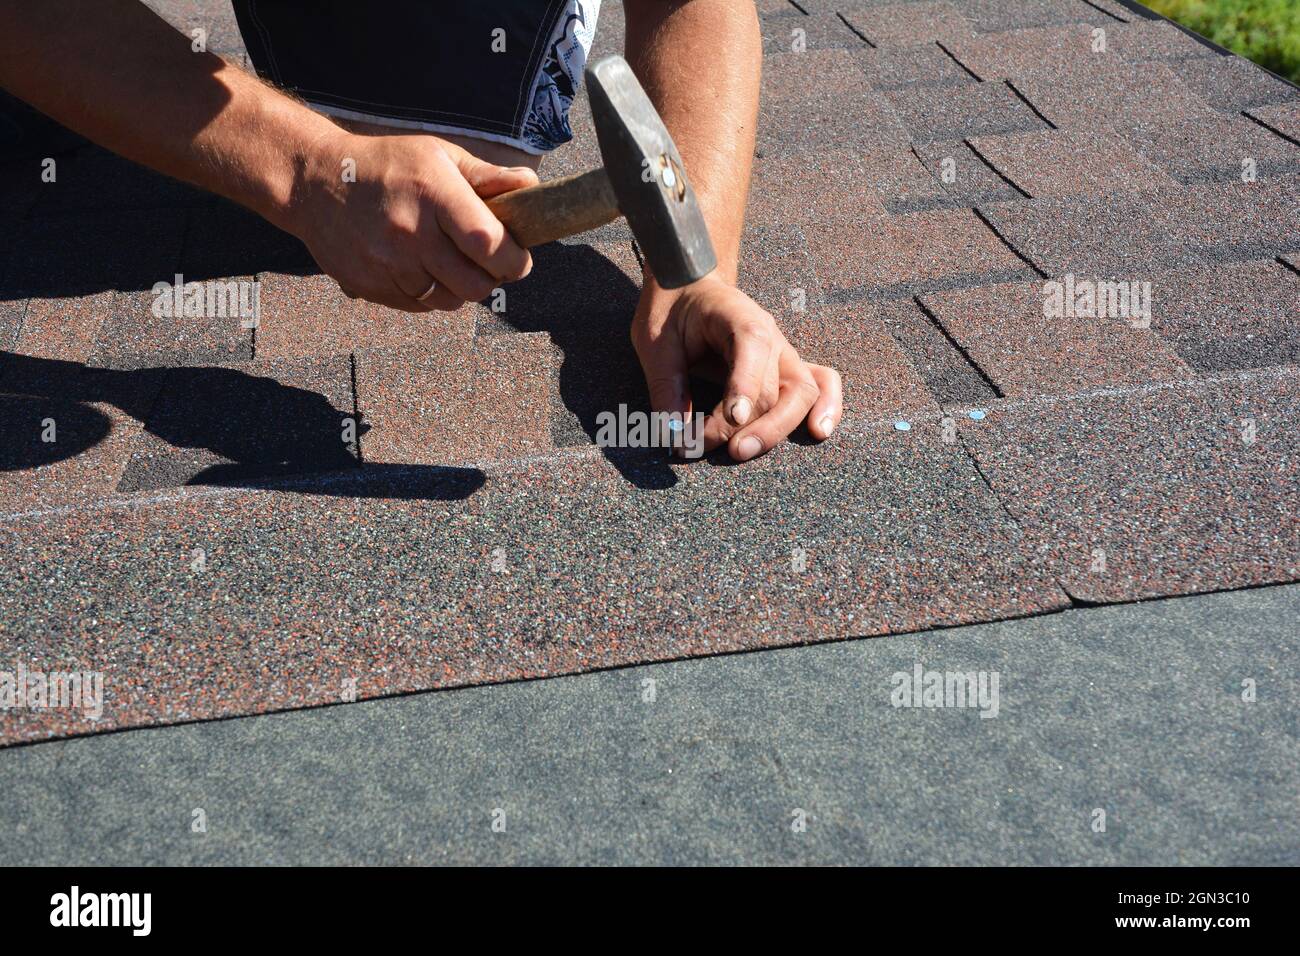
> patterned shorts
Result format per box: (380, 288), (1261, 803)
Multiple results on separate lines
(231, 0), (601, 154)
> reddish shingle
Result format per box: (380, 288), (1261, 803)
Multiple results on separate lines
(740, 225), (825, 316)
(807, 206), (1029, 298)
(920, 278), (1191, 396)
(747, 150), (893, 231)
(0, 392), (142, 514)
(961, 369), (1300, 602)
(967, 128), (1176, 196)
(778, 304), (939, 422)
(858, 144), (951, 211)
(761, 13), (865, 54)
(1120, 112), (1300, 183)
(254, 271), (476, 362)
(355, 335), (554, 466)
(838, 2), (974, 47)
(0, 422), (1069, 743)
(1107, 19), (1220, 63)
(979, 176), (1300, 275)
(9, 293), (116, 366)
(117, 356), (358, 492)
(1247, 102), (1300, 143)
(759, 50), (909, 152)
(859, 43), (978, 90)
(1173, 56), (1299, 113)
(883, 81), (1048, 143)
(1011, 61), (1217, 129)
(943, 23), (1116, 81)
(90, 282), (255, 370)
(1145, 259), (1300, 371)
(875, 297), (999, 406)
(963, 0), (1115, 33)
(911, 139), (1024, 204)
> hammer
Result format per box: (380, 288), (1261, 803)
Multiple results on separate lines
(485, 55), (716, 289)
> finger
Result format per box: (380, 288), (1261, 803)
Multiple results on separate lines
(418, 230), (501, 305)
(437, 150), (534, 282)
(338, 273), (440, 314)
(805, 364), (843, 440)
(441, 139), (541, 199)
(388, 260), (449, 312)
(718, 319), (775, 428)
(729, 371), (821, 462)
(464, 161), (540, 200)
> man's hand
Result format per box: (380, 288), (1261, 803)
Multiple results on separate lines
(0, 0), (541, 316)
(286, 130), (537, 313)
(633, 276), (842, 462)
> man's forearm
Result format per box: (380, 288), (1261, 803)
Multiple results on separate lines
(0, 0), (340, 230)
(624, 0), (760, 286)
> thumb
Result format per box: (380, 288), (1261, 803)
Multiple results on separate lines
(449, 147), (540, 200)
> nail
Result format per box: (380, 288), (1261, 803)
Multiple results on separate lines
(737, 435), (763, 460)
(819, 415), (835, 437)
(729, 396), (752, 426)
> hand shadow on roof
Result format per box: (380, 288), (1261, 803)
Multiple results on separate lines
(0, 352), (484, 502)
(486, 240), (730, 491)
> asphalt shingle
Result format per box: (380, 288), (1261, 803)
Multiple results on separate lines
(1170, 55), (1300, 113)
(875, 297), (1000, 406)
(910, 138), (1025, 205)
(355, 334), (554, 466)
(1145, 259), (1300, 372)
(3, 0), (1299, 753)
(966, 128), (1176, 196)
(807, 206), (1031, 299)
(883, 81), (1049, 143)
(116, 356), (358, 492)
(89, 283), (255, 370)
(0, 422), (1068, 745)
(961, 368), (1300, 603)
(838, 2), (975, 47)
(920, 278), (1192, 396)
(979, 175), (1300, 275)
(759, 50), (910, 152)
(761, 12), (865, 54)
(1247, 102), (1300, 143)
(1120, 113), (1300, 184)
(254, 271), (476, 362)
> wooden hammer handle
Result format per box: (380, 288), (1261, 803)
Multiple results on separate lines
(485, 168), (620, 248)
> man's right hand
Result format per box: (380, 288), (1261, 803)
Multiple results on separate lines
(286, 130), (538, 312)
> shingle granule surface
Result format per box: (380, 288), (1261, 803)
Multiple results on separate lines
(2, 0), (1298, 745)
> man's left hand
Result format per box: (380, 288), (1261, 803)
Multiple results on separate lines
(632, 275), (843, 462)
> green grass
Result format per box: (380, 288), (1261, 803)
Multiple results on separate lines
(1144, 0), (1300, 83)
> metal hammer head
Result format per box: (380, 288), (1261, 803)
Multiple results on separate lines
(585, 55), (717, 289)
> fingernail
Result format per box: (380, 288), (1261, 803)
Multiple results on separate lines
(737, 435), (763, 460)
(729, 396), (752, 426)
(819, 415), (835, 437)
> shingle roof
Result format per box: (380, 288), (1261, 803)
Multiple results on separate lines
(1, 0), (1297, 745)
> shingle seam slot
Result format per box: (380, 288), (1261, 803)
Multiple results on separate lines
(970, 206), (1048, 279)
(1079, 0), (1130, 24)
(1277, 255), (1300, 278)
(962, 137), (1033, 199)
(349, 351), (364, 464)
(934, 41), (982, 82)
(835, 12), (876, 49)
(787, 1), (809, 14)
(1240, 109), (1300, 148)
(912, 294), (1005, 399)
(1004, 80), (1058, 131)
